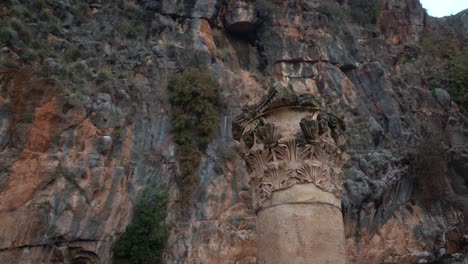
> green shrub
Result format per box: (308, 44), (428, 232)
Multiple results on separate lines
(426, 51), (468, 114)
(121, 0), (142, 17)
(0, 26), (14, 46)
(71, 2), (91, 23)
(113, 192), (171, 264)
(64, 44), (82, 62)
(446, 52), (468, 114)
(118, 20), (145, 39)
(317, 3), (347, 35)
(11, 5), (32, 18)
(47, 0), (62, 7)
(317, 0), (382, 33)
(420, 30), (459, 59)
(32, 0), (47, 11)
(97, 82), (112, 93)
(348, 0), (382, 26)
(0, 58), (19, 69)
(39, 9), (60, 25)
(96, 69), (112, 83)
(168, 68), (222, 203)
(9, 17), (32, 44)
(19, 51), (35, 62)
(118, 70), (134, 80)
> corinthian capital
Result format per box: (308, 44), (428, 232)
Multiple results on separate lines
(233, 85), (348, 211)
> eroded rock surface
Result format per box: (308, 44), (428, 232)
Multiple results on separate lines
(0, 0), (468, 263)
(225, 0), (256, 34)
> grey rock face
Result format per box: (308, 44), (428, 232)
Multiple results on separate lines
(225, 0), (256, 34)
(435, 88), (452, 111)
(93, 101), (124, 129)
(1, 0), (468, 264)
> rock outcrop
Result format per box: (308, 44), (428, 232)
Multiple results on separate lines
(225, 0), (256, 34)
(0, 0), (467, 263)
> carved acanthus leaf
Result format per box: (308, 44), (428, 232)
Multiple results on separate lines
(275, 139), (306, 166)
(296, 163), (320, 183)
(260, 167), (293, 197)
(246, 149), (270, 176)
(233, 88), (348, 210)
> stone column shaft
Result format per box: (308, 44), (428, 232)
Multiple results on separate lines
(233, 86), (348, 264)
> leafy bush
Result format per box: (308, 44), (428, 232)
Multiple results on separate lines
(118, 20), (145, 39)
(168, 68), (222, 203)
(420, 30), (459, 59)
(71, 2), (91, 24)
(348, 0), (382, 26)
(317, 2), (347, 35)
(121, 0), (142, 17)
(9, 17), (32, 45)
(425, 50), (468, 114)
(446, 52), (468, 114)
(96, 69), (112, 83)
(113, 192), (171, 264)
(316, 0), (382, 34)
(0, 58), (19, 69)
(64, 44), (82, 62)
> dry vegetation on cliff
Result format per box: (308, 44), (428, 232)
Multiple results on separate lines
(421, 30), (468, 114)
(0, 0), (468, 263)
(168, 68), (223, 204)
(0, 0), (146, 96)
(446, 53), (468, 114)
(316, 0), (383, 34)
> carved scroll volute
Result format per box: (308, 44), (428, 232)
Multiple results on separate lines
(257, 121), (281, 148)
(300, 116), (319, 143)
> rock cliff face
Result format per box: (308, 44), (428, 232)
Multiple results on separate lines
(0, 0), (468, 263)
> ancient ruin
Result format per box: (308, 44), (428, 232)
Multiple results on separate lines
(233, 85), (349, 263)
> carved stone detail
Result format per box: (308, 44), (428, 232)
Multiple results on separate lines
(234, 85), (347, 210)
(246, 138), (346, 209)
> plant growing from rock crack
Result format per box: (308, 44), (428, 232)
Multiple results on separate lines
(112, 192), (171, 264)
(348, 0), (383, 26)
(446, 52), (468, 114)
(168, 67), (222, 204)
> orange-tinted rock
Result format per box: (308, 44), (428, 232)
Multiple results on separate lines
(25, 97), (60, 152)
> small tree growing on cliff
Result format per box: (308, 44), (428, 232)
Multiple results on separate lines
(348, 0), (383, 26)
(168, 67), (222, 203)
(446, 52), (468, 114)
(112, 192), (171, 264)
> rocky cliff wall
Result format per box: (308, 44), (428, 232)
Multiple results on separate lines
(0, 0), (467, 263)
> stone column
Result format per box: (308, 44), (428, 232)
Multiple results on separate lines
(233, 86), (348, 264)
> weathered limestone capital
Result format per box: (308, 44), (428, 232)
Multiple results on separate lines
(233, 84), (348, 211)
(234, 84), (349, 264)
